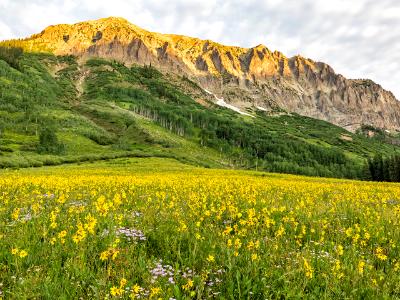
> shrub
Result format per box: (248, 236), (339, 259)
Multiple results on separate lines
(37, 126), (65, 154)
(0, 46), (23, 70)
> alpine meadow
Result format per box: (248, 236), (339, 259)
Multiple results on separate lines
(1, 7), (400, 300)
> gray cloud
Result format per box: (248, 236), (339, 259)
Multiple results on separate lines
(1, 0), (399, 98)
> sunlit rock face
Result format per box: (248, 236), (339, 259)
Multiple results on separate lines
(9, 16), (400, 132)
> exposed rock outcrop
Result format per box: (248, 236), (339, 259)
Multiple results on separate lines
(4, 16), (400, 131)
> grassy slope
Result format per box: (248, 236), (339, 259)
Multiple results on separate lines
(0, 52), (399, 178)
(0, 53), (230, 169)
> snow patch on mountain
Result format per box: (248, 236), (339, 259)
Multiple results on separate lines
(204, 89), (253, 117)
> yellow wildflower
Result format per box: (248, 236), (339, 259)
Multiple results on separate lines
(150, 287), (161, 297)
(19, 250), (28, 258)
(358, 260), (365, 275)
(112, 250), (120, 260)
(120, 278), (127, 287)
(100, 250), (109, 261)
(336, 245), (344, 256)
(110, 286), (123, 297)
(303, 258), (313, 279)
(375, 247), (388, 261)
(182, 279), (194, 291)
(207, 255), (215, 263)
(11, 208), (20, 221)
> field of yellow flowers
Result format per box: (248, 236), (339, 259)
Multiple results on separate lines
(0, 158), (400, 299)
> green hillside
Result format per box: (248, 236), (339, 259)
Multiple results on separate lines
(0, 48), (399, 178)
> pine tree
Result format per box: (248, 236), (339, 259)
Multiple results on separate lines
(38, 125), (65, 154)
(362, 161), (372, 181)
(383, 159), (391, 182)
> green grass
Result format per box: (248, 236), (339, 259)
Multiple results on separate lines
(0, 160), (400, 298)
(0, 52), (399, 179)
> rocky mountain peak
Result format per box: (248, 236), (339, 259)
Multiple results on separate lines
(2, 17), (400, 132)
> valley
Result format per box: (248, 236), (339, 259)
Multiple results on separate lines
(0, 51), (399, 179)
(1, 13), (400, 299)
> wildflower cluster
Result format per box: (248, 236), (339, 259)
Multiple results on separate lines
(0, 165), (399, 298)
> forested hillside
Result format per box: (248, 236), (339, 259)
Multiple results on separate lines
(0, 47), (399, 178)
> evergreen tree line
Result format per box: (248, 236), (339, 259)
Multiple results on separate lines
(0, 46), (23, 70)
(105, 84), (360, 178)
(365, 155), (400, 182)
(0, 52), (66, 135)
(83, 60), (365, 178)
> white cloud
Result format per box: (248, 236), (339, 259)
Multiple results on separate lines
(0, 21), (12, 40)
(313, 0), (365, 14)
(1, 0), (400, 98)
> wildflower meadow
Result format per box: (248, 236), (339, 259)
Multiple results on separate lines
(0, 159), (399, 299)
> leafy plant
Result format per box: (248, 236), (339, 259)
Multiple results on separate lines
(37, 125), (65, 155)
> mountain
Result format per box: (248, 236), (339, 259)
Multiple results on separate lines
(2, 16), (400, 132)
(0, 17), (400, 179)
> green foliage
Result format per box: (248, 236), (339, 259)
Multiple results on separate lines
(37, 125), (65, 154)
(137, 64), (162, 79)
(85, 57), (113, 67)
(366, 154), (400, 182)
(0, 46), (23, 70)
(79, 57), (400, 178)
(0, 54), (399, 178)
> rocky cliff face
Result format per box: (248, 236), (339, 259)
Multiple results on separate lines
(4, 17), (400, 131)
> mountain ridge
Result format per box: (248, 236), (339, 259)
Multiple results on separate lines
(0, 39), (399, 178)
(2, 16), (400, 132)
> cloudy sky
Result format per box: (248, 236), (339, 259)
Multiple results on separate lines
(0, 0), (399, 98)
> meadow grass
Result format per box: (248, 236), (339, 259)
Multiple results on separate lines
(0, 158), (399, 299)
